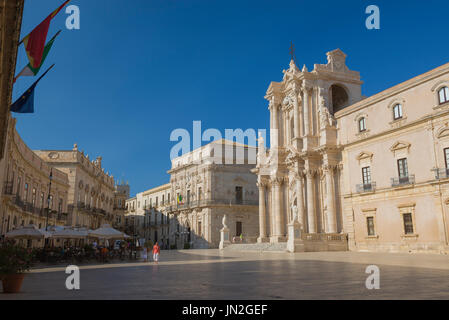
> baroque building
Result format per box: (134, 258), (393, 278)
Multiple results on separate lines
(112, 181), (130, 230)
(255, 49), (358, 244)
(255, 49), (449, 253)
(126, 139), (259, 249)
(125, 183), (171, 248)
(0, 117), (69, 235)
(167, 139), (259, 249)
(34, 145), (117, 229)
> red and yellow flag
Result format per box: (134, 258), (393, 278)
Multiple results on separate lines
(21, 0), (71, 69)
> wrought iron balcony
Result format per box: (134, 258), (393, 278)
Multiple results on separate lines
(433, 168), (449, 180)
(3, 181), (13, 195)
(391, 175), (415, 187)
(356, 182), (376, 193)
(13, 196), (25, 210)
(166, 199), (258, 212)
(77, 201), (85, 209)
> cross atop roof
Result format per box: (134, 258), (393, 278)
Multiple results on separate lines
(289, 41), (297, 65)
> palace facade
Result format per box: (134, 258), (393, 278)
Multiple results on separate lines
(255, 49), (449, 253)
(0, 117), (69, 235)
(126, 139), (259, 249)
(34, 147), (118, 229)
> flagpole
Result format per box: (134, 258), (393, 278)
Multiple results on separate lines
(19, 0), (71, 44)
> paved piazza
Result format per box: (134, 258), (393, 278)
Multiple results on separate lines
(1, 250), (449, 300)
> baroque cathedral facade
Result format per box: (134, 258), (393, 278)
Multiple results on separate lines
(255, 49), (449, 253)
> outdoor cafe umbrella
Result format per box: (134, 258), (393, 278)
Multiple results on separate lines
(51, 227), (88, 239)
(88, 224), (127, 240)
(6, 224), (49, 240)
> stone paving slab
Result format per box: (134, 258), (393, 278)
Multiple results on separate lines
(1, 250), (449, 300)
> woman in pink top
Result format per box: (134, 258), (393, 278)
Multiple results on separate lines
(152, 242), (160, 262)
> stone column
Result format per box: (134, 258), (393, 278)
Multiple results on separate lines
(302, 86), (310, 136)
(271, 98), (279, 149)
(257, 181), (268, 242)
(296, 172), (305, 228)
(293, 92), (300, 139)
(306, 170), (316, 233)
(272, 178), (282, 238)
(325, 166), (337, 233)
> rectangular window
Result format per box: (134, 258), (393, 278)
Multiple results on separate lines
(362, 167), (371, 185)
(444, 148), (449, 170)
(58, 199), (63, 213)
(168, 193), (170, 204)
(17, 177), (21, 197)
(41, 192), (45, 208)
(198, 221), (202, 237)
(235, 186), (243, 204)
(32, 188), (36, 206)
(393, 104), (403, 120)
(403, 213), (414, 234)
(397, 158), (408, 178)
(198, 187), (202, 201)
(24, 183), (29, 201)
(366, 217), (375, 236)
(156, 196), (159, 206)
(359, 118), (366, 132)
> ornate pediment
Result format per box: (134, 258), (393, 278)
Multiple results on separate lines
(233, 177), (247, 184)
(437, 126), (449, 139)
(390, 141), (411, 153)
(356, 151), (373, 162)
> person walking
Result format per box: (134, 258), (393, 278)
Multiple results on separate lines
(142, 246), (148, 262)
(152, 242), (160, 263)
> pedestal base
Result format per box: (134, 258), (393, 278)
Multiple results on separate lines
(287, 221), (304, 253)
(219, 227), (231, 250)
(270, 235), (287, 243)
(257, 237), (269, 243)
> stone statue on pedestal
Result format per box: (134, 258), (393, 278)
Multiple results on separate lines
(222, 214), (228, 229)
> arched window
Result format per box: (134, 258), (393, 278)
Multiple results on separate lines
(330, 84), (349, 114)
(393, 104), (403, 120)
(439, 87), (449, 105)
(358, 117), (366, 132)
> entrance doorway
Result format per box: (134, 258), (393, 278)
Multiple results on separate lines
(236, 221), (242, 237)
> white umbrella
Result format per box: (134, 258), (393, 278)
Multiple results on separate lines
(88, 224), (127, 240)
(51, 227), (88, 239)
(6, 225), (49, 239)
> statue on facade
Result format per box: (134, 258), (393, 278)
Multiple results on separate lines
(319, 100), (335, 129)
(291, 204), (298, 222)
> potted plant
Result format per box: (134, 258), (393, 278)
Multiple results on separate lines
(0, 240), (33, 293)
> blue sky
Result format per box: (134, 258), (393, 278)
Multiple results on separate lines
(13, 0), (449, 196)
